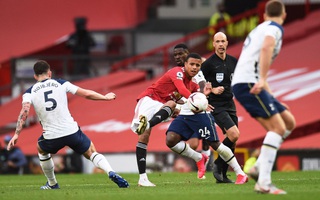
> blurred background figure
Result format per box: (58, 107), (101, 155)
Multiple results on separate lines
(0, 142), (7, 173)
(106, 35), (125, 56)
(0, 135), (27, 175)
(173, 156), (194, 173)
(28, 156), (42, 174)
(207, 0), (234, 51)
(243, 148), (260, 174)
(66, 17), (96, 78)
(64, 147), (83, 173)
(52, 155), (65, 173)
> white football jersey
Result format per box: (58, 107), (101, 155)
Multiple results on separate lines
(177, 97), (192, 115)
(193, 70), (206, 84)
(23, 79), (79, 139)
(232, 21), (284, 85)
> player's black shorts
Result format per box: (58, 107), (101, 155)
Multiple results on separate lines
(212, 111), (238, 134)
(210, 100), (238, 134)
(38, 128), (91, 154)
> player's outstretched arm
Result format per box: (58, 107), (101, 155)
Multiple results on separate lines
(7, 102), (31, 151)
(75, 87), (116, 101)
(174, 80), (192, 98)
(198, 80), (206, 93)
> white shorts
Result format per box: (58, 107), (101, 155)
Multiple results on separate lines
(130, 96), (163, 133)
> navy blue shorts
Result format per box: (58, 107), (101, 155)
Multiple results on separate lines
(232, 83), (286, 118)
(166, 112), (219, 142)
(189, 132), (199, 139)
(38, 128), (91, 154)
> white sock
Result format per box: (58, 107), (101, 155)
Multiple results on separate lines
(216, 144), (245, 176)
(38, 153), (57, 186)
(201, 149), (211, 157)
(139, 173), (148, 180)
(282, 129), (292, 142)
(90, 152), (114, 174)
(254, 155), (261, 170)
(258, 131), (282, 185)
(171, 141), (202, 162)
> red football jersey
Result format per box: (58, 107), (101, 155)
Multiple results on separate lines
(137, 67), (199, 103)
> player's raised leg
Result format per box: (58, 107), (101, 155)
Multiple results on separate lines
(136, 103), (175, 135)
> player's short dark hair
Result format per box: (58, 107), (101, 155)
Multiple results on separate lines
(34, 60), (50, 75)
(185, 53), (202, 61)
(265, 0), (284, 17)
(174, 43), (188, 50)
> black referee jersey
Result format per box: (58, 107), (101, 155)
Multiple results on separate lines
(201, 53), (237, 106)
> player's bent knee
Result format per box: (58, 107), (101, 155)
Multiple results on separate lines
(166, 138), (176, 148)
(227, 132), (239, 142)
(82, 143), (96, 159)
(165, 100), (177, 110)
(188, 141), (199, 150)
(166, 132), (180, 148)
(226, 127), (240, 142)
(166, 140), (175, 148)
(287, 117), (296, 131)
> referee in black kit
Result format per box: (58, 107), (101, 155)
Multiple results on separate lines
(201, 32), (240, 184)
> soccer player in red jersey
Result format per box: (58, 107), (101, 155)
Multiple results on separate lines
(130, 53), (211, 186)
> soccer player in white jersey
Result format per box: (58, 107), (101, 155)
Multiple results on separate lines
(231, 0), (296, 194)
(165, 92), (248, 184)
(6, 60), (129, 189)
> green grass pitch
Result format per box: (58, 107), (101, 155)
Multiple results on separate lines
(1, 171), (320, 200)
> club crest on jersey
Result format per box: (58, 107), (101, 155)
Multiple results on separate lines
(216, 73), (224, 83)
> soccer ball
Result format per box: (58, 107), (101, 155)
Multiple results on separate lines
(187, 92), (208, 113)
